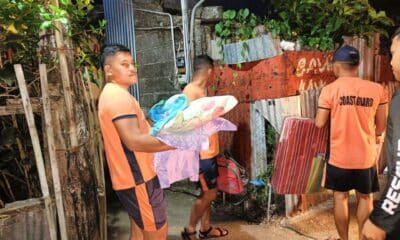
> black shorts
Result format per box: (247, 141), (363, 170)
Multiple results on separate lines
(325, 163), (379, 194)
(198, 157), (219, 191)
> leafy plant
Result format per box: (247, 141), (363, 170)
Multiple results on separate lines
(249, 166), (273, 207)
(39, 0), (106, 70)
(0, 0), (44, 67)
(331, 0), (394, 38)
(266, 0), (393, 51)
(266, 122), (277, 162)
(214, 9), (262, 64)
(0, 0), (106, 89)
(215, 9), (260, 44)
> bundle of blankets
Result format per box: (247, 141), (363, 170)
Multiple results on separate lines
(148, 94), (238, 188)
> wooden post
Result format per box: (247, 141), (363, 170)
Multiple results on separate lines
(39, 64), (68, 240)
(14, 64), (57, 240)
(83, 68), (107, 240)
(49, 0), (78, 147)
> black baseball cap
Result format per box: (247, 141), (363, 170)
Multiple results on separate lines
(332, 45), (360, 65)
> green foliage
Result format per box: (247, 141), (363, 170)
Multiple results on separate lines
(249, 166), (273, 207)
(39, 0), (106, 68)
(0, 0), (106, 205)
(214, 8), (262, 66)
(266, 123), (277, 162)
(0, 0), (44, 66)
(0, 0), (106, 87)
(215, 9), (260, 44)
(265, 0), (393, 51)
(331, 0), (394, 38)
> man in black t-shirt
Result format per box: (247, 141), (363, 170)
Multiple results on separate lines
(362, 27), (400, 240)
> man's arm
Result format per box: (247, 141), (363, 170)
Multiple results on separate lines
(375, 103), (388, 137)
(361, 219), (386, 240)
(114, 117), (173, 152)
(315, 108), (330, 128)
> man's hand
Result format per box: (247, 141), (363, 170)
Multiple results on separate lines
(361, 219), (386, 240)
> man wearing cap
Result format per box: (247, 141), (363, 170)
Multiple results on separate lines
(361, 27), (400, 240)
(315, 45), (388, 240)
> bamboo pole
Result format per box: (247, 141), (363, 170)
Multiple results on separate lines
(14, 64), (57, 240)
(50, 0), (78, 148)
(40, 64), (68, 240)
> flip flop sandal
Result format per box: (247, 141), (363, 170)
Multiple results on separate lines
(199, 226), (229, 239)
(181, 227), (197, 240)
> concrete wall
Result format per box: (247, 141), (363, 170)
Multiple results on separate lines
(134, 3), (182, 111)
(132, 3), (222, 111)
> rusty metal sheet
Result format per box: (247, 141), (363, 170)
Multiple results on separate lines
(300, 89), (321, 118)
(375, 55), (396, 83)
(343, 34), (380, 81)
(209, 51), (336, 102)
(286, 51), (335, 94)
(219, 103), (252, 173)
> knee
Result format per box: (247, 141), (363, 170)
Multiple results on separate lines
(334, 192), (349, 201)
(357, 193), (372, 201)
(201, 189), (217, 202)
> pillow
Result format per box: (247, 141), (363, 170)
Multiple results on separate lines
(158, 95), (238, 134)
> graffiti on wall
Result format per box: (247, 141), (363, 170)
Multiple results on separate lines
(293, 54), (334, 92)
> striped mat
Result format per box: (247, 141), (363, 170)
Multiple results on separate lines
(271, 117), (329, 194)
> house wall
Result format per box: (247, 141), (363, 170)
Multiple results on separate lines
(134, 3), (182, 111)
(129, 3), (223, 111)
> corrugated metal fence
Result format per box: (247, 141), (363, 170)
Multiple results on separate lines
(103, 0), (140, 100)
(0, 198), (51, 240)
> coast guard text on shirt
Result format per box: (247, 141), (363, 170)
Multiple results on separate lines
(382, 139), (400, 215)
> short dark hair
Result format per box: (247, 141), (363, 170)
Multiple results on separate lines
(100, 44), (131, 68)
(193, 55), (213, 73)
(392, 27), (400, 40)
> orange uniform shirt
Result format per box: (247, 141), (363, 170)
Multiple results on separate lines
(98, 83), (156, 190)
(318, 77), (388, 169)
(200, 132), (220, 160)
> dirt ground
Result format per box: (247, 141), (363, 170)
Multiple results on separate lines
(282, 197), (359, 240)
(106, 167), (387, 240)
(107, 177), (387, 240)
(108, 191), (310, 240)
(107, 189), (313, 240)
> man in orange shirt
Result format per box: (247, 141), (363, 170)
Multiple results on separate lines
(98, 44), (173, 240)
(181, 56), (229, 240)
(315, 45), (388, 240)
